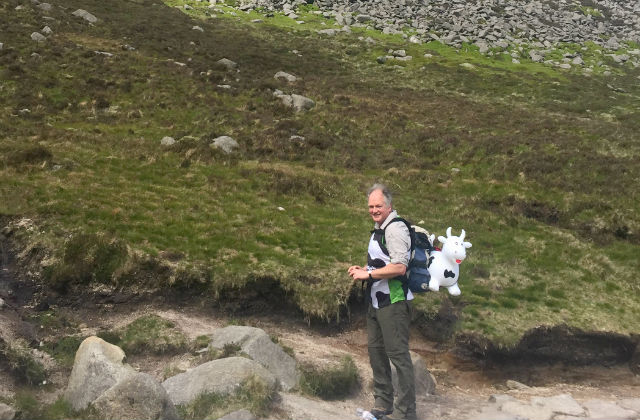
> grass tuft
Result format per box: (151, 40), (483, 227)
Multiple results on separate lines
(299, 356), (360, 400)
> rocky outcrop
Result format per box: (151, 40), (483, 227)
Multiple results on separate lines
(92, 373), (178, 420)
(162, 357), (278, 406)
(208, 325), (300, 391)
(65, 336), (176, 420)
(0, 403), (16, 420)
(65, 336), (137, 411)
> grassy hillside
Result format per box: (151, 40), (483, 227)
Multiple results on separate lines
(1, 0), (639, 344)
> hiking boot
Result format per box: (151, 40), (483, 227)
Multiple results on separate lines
(370, 407), (393, 419)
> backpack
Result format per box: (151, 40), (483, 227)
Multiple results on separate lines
(383, 217), (434, 294)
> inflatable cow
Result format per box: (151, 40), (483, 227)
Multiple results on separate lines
(427, 227), (472, 295)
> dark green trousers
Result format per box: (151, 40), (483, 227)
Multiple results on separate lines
(367, 300), (416, 419)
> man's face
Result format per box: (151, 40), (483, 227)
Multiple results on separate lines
(368, 190), (392, 225)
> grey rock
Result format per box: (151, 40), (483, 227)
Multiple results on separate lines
(161, 136), (176, 146)
(65, 336), (137, 411)
(506, 379), (530, 390)
(620, 398), (640, 412)
(210, 135), (239, 154)
(92, 373), (178, 420)
(501, 400), (554, 420)
(36, 2), (52, 11)
(376, 56), (387, 64)
(218, 409), (256, 420)
(530, 394), (585, 417)
(392, 49), (406, 57)
(0, 298), (5, 309)
(72, 9), (98, 23)
(318, 28), (337, 36)
(463, 405), (520, 420)
(209, 326), (299, 390)
(217, 58), (238, 70)
(274, 71), (297, 83)
(583, 399), (637, 420)
(31, 32), (46, 42)
(41, 26), (52, 35)
(488, 394), (518, 408)
(192, 25), (204, 32)
(355, 14), (371, 23)
(392, 351), (435, 397)
(0, 403), (15, 420)
(162, 357), (277, 406)
(290, 94), (315, 113)
(0, 43), (3, 51)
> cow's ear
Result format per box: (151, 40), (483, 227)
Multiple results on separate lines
(438, 236), (447, 244)
(463, 241), (472, 248)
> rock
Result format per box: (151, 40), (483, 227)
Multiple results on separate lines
(65, 336), (137, 411)
(0, 298), (5, 309)
(274, 71), (297, 83)
(160, 136), (176, 146)
(72, 9), (98, 23)
(530, 394), (585, 417)
(318, 29), (337, 36)
(41, 26), (52, 35)
(279, 393), (347, 420)
(36, 2), (52, 11)
(162, 357), (277, 406)
(217, 58), (238, 70)
(459, 62), (476, 70)
(355, 14), (371, 23)
(620, 398), (640, 412)
(409, 35), (421, 44)
(209, 326), (299, 390)
(392, 351), (435, 397)
(376, 56), (387, 64)
(0, 403), (16, 420)
(392, 49), (406, 57)
(395, 56), (413, 61)
(192, 25), (204, 32)
(290, 94), (315, 112)
(506, 379), (530, 390)
(0, 43), (3, 51)
(92, 373), (177, 420)
(218, 409), (256, 420)
(31, 32), (46, 42)
(583, 399), (637, 420)
(210, 135), (239, 154)
(501, 400), (554, 420)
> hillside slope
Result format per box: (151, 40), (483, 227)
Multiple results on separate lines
(1, 0), (639, 346)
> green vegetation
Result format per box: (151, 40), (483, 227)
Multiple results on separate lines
(98, 315), (188, 355)
(1, 0), (639, 345)
(12, 393), (95, 420)
(0, 340), (47, 386)
(299, 356), (360, 399)
(177, 375), (275, 419)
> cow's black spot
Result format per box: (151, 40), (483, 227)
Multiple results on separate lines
(444, 270), (455, 279)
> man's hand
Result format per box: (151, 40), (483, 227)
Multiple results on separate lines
(348, 265), (369, 281)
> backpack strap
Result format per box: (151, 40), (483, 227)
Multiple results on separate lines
(382, 217), (415, 252)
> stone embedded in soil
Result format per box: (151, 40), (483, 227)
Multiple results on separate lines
(531, 394), (585, 417)
(582, 399), (637, 420)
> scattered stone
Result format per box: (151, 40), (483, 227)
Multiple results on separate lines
(95, 51), (114, 57)
(274, 71), (297, 83)
(0, 298), (5, 309)
(409, 35), (421, 44)
(210, 135), (239, 154)
(0, 403), (16, 420)
(217, 84), (232, 89)
(501, 400), (554, 420)
(192, 25), (204, 32)
(376, 56), (387, 64)
(531, 394), (585, 417)
(277, 206), (285, 211)
(30, 32), (46, 42)
(209, 326), (300, 390)
(392, 49), (406, 57)
(583, 399), (637, 420)
(558, 63), (572, 69)
(41, 26), (52, 35)
(290, 135), (305, 142)
(395, 55), (413, 61)
(251, 19), (263, 23)
(0, 43), (3, 51)
(217, 57), (238, 70)
(184, 4), (193, 9)
(318, 28), (337, 36)
(355, 14), (371, 23)
(162, 357), (277, 406)
(72, 9), (98, 23)
(459, 62), (476, 70)
(488, 394), (518, 407)
(161, 136), (176, 146)
(36, 2), (52, 11)
(218, 409), (256, 420)
(506, 379), (530, 390)
(620, 398), (640, 412)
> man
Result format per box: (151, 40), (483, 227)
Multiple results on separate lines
(348, 183), (417, 420)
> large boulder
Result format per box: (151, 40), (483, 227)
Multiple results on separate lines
(65, 336), (136, 411)
(209, 326), (299, 391)
(392, 351), (436, 397)
(0, 403), (16, 420)
(162, 357), (277, 406)
(92, 372), (178, 420)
